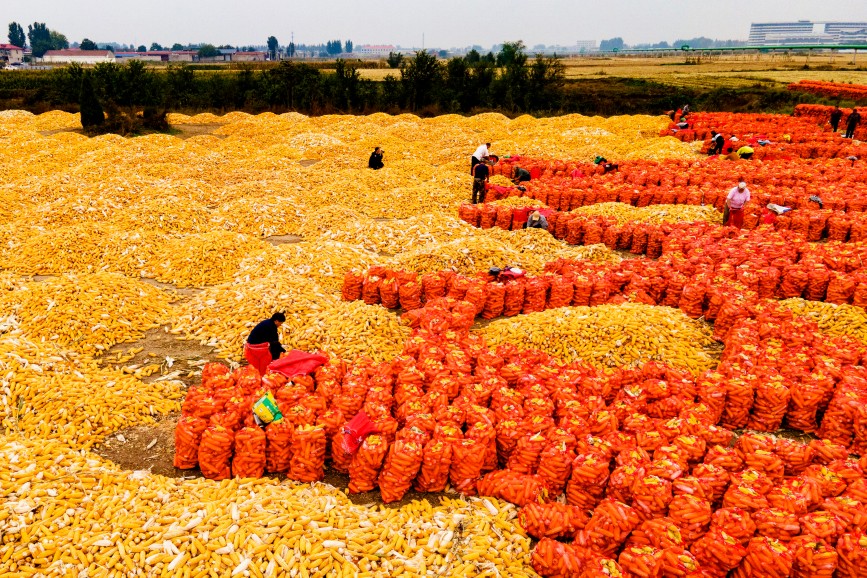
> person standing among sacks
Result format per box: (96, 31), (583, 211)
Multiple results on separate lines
(830, 106), (843, 133)
(245, 312), (286, 375)
(708, 130), (725, 155)
(724, 181), (751, 229)
(471, 142), (491, 174)
(845, 108), (861, 139)
(472, 160), (490, 204)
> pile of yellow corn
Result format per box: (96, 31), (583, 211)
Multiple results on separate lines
(572, 202), (723, 225)
(0, 435), (535, 577)
(0, 273), (173, 355)
(172, 275), (408, 362)
(146, 232), (275, 288)
(475, 303), (720, 374)
(0, 333), (183, 449)
(389, 232), (619, 276)
(235, 241), (380, 293)
(308, 210), (476, 255)
(486, 197), (550, 209)
(779, 298), (867, 343)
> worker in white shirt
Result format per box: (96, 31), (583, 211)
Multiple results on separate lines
(471, 142), (491, 174)
(724, 181), (751, 229)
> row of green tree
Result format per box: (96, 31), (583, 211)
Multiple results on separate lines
(21, 42), (566, 129)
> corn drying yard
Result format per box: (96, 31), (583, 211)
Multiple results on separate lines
(3, 100), (867, 577)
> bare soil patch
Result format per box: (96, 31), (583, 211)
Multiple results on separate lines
(173, 124), (225, 140)
(265, 234), (304, 246)
(101, 326), (216, 387)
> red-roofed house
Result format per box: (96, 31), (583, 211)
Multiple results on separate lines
(42, 49), (115, 64)
(0, 44), (24, 65)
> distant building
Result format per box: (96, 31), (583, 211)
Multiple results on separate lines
(232, 51), (267, 62)
(749, 21), (867, 45)
(574, 40), (598, 52)
(41, 49), (115, 64)
(356, 44), (397, 57)
(0, 44), (24, 64)
(115, 52), (162, 62)
(168, 51), (196, 62)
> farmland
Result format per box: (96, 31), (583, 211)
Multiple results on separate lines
(3, 87), (867, 577)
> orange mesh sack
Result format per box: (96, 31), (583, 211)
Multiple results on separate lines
(519, 502), (589, 540)
(198, 424), (234, 481)
(732, 536), (793, 578)
(632, 475), (673, 521)
(710, 507), (756, 546)
(507, 432), (547, 474)
(789, 535), (838, 578)
(536, 441), (575, 495)
(752, 508), (801, 542)
(289, 424), (327, 482)
(342, 270), (363, 301)
(348, 434), (388, 493)
(377, 440), (423, 503)
(531, 538), (589, 578)
(836, 531), (867, 578)
(667, 494), (712, 544)
(174, 415), (208, 469)
(617, 546), (663, 578)
(691, 529), (747, 576)
(575, 500), (641, 556)
(450, 438), (485, 495)
(265, 418), (293, 473)
(414, 438), (453, 493)
(477, 470), (549, 507)
(232, 426), (267, 479)
(330, 429), (353, 473)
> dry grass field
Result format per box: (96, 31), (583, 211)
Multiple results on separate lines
(358, 53), (867, 90)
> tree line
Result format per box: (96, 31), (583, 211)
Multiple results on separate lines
(2, 42), (570, 131)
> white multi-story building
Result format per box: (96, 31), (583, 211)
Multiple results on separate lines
(355, 45), (397, 57)
(749, 21), (867, 45)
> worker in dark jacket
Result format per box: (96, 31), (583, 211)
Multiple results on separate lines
(368, 147), (384, 169)
(512, 167), (531, 185)
(830, 107), (843, 132)
(245, 312), (286, 375)
(523, 211), (548, 230)
(472, 161), (490, 204)
(845, 109), (861, 139)
(708, 131), (725, 155)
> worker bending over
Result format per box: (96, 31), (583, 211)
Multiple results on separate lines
(245, 312), (286, 376)
(512, 167), (531, 185)
(523, 211), (548, 230)
(368, 147), (384, 170)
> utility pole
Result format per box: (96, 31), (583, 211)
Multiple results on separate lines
(291, 31), (294, 59)
(422, 33), (425, 50)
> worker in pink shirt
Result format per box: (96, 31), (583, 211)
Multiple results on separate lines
(724, 181), (751, 229)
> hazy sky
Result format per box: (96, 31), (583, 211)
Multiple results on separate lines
(6, 0), (867, 49)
